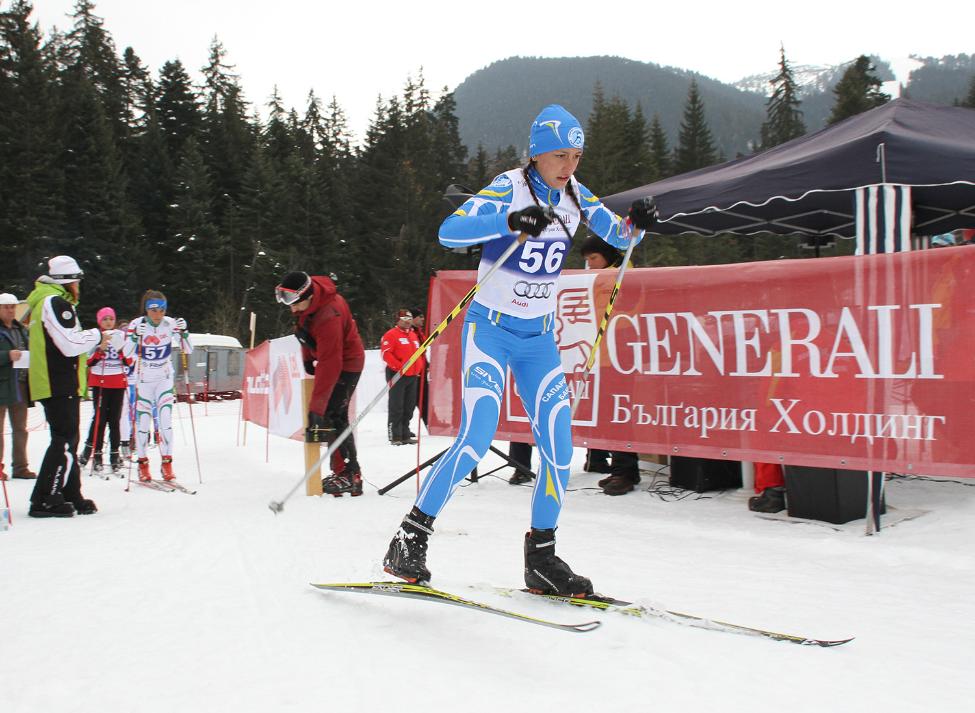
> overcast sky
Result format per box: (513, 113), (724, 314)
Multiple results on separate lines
(31, 0), (972, 142)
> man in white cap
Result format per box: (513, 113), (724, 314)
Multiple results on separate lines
(0, 292), (34, 480)
(25, 255), (110, 517)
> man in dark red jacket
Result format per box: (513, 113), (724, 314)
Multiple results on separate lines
(380, 309), (425, 445)
(276, 271), (365, 496)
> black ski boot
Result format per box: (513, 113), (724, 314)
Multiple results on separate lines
(322, 469), (363, 497)
(72, 498), (98, 515)
(28, 493), (75, 518)
(79, 443), (93, 467)
(508, 469), (534, 485)
(748, 486), (786, 513)
(383, 506), (435, 584)
(110, 451), (122, 474)
(92, 452), (104, 474)
(524, 528), (593, 597)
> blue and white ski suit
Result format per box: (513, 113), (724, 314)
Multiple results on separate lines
(415, 166), (641, 528)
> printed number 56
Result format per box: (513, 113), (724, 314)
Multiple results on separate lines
(519, 241), (565, 274)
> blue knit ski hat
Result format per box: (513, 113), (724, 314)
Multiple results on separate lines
(528, 104), (585, 158)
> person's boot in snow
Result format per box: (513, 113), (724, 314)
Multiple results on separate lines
(322, 469), (362, 497)
(72, 497), (98, 515)
(508, 469), (534, 485)
(160, 456), (176, 481)
(92, 451), (104, 474)
(79, 442), (92, 467)
(383, 506), (435, 584)
(748, 486), (786, 513)
(601, 473), (637, 496)
(524, 528), (593, 597)
(137, 458), (152, 482)
(110, 451), (122, 474)
(28, 493), (75, 518)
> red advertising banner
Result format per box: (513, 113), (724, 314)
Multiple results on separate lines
(243, 341), (269, 428)
(427, 248), (975, 477)
(242, 337), (308, 441)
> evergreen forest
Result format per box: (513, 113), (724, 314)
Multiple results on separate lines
(2, 1), (972, 345)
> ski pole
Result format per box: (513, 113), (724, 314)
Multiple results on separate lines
(1, 460), (11, 526)
(124, 331), (143, 492)
(87, 384), (103, 477)
(558, 198), (655, 421)
(180, 342), (202, 484)
(268, 227), (536, 514)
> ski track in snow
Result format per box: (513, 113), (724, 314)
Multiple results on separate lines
(2, 395), (974, 713)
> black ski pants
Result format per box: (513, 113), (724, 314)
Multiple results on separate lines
(322, 370), (361, 472)
(85, 387), (125, 455)
(31, 395), (83, 506)
(386, 369), (418, 442)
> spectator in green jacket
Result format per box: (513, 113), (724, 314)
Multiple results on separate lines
(26, 256), (109, 517)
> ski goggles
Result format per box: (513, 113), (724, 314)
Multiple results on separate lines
(146, 299), (167, 311)
(275, 276), (312, 305)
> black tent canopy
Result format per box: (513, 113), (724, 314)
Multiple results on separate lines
(604, 99), (975, 247)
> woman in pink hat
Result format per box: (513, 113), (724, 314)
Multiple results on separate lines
(80, 306), (129, 475)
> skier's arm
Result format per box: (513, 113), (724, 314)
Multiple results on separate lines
(577, 182), (645, 250)
(438, 176), (516, 248)
(168, 317), (193, 354)
(41, 296), (101, 357)
(121, 320), (140, 360)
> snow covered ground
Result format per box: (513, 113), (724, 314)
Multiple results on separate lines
(3, 393), (974, 713)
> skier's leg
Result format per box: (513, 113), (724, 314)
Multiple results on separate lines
(510, 333), (573, 530)
(414, 315), (510, 517)
(384, 315), (511, 583)
(156, 384), (176, 458)
(512, 334), (592, 596)
(134, 381), (158, 459)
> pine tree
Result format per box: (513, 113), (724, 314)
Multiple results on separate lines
(465, 144), (490, 189)
(963, 75), (975, 108)
(63, 0), (126, 140)
(157, 59), (201, 160)
(760, 45), (806, 149)
(673, 79), (718, 174)
(199, 38), (254, 320)
(165, 135), (221, 328)
(0, 0), (65, 293)
(56, 68), (138, 317)
(647, 113), (671, 180)
(583, 84), (633, 195)
(827, 55), (890, 125)
(627, 104), (653, 186)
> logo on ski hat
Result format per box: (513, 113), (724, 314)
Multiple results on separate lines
(529, 104), (584, 158)
(47, 255), (84, 284)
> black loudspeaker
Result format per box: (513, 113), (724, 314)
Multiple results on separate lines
(669, 456), (742, 492)
(784, 466), (886, 525)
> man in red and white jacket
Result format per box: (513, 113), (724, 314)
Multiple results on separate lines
(381, 309), (425, 445)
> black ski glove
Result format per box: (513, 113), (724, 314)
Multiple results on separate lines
(628, 197), (658, 231)
(507, 206), (555, 237)
(306, 412), (334, 444)
(303, 359), (316, 376)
